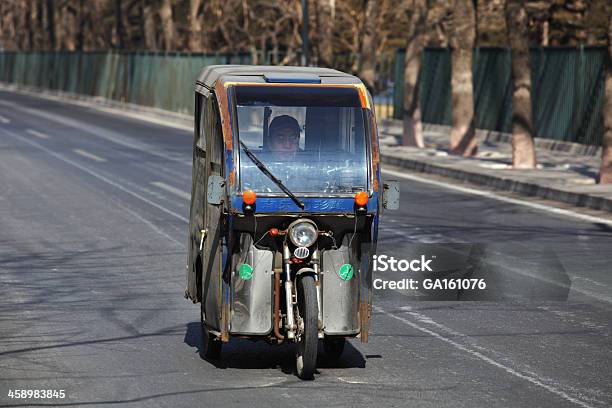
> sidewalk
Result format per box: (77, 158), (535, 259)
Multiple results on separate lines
(378, 119), (612, 213)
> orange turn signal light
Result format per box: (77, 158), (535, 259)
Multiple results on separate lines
(354, 191), (369, 207)
(242, 190), (257, 205)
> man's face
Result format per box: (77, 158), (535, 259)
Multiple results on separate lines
(270, 125), (299, 152)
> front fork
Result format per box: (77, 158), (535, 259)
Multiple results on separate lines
(282, 244), (323, 341)
(311, 250), (324, 338)
(282, 244), (296, 339)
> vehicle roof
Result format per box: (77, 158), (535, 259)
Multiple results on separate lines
(197, 65), (362, 87)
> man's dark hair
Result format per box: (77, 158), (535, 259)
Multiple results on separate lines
(269, 115), (300, 135)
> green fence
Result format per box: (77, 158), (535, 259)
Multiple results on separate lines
(0, 51), (250, 115)
(393, 46), (607, 146)
(0, 49), (606, 145)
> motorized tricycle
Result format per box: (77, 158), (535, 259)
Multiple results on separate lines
(185, 65), (399, 379)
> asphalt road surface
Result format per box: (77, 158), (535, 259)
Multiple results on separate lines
(1, 89), (611, 408)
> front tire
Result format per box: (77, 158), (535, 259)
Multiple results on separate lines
(200, 303), (222, 360)
(295, 275), (318, 380)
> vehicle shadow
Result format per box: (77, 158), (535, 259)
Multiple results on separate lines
(184, 322), (366, 374)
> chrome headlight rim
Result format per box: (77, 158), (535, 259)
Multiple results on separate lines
(288, 219), (318, 248)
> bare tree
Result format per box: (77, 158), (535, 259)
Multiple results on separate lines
(358, 0), (378, 93)
(26, 0), (39, 49)
(599, 14), (612, 183)
(188, 0), (202, 51)
(15, 1), (30, 49)
(427, 0), (452, 47)
(0, 1), (16, 50)
(477, 0), (506, 45)
(507, 0), (536, 168)
(45, 0), (56, 50)
(316, 0), (334, 67)
(142, 0), (157, 50)
(159, 0), (176, 50)
(402, 0), (427, 147)
(584, 0), (610, 46)
(449, 0), (477, 156)
(79, 0), (108, 51)
(0, 0), (34, 50)
(114, 0), (126, 49)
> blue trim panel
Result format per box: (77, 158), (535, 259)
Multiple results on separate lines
(231, 193), (379, 214)
(263, 73), (321, 83)
(225, 87), (235, 179)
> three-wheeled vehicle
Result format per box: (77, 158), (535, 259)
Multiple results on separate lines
(185, 65), (399, 379)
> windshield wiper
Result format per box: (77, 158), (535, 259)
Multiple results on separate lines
(239, 141), (305, 210)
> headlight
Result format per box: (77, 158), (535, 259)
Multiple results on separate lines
(288, 220), (318, 247)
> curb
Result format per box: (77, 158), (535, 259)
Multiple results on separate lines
(381, 153), (612, 213)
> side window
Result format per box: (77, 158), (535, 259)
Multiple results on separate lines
(211, 99), (222, 149)
(198, 96), (208, 151)
(208, 96), (223, 166)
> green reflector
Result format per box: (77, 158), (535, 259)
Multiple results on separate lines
(339, 264), (353, 281)
(239, 264), (254, 280)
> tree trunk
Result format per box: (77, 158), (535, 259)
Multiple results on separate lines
(449, 0), (477, 156)
(188, 0), (202, 51)
(402, 0), (427, 147)
(81, 0), (104, 51)
(59, 0), (79, 51)
(358, 0), (378, 94)
(45, 0), (55, 50)
(114, 0), (125, 49)
(316, 0), (334, 67)
(159, 0), (175, 50)
(142, 1), (156, 50)
(0, 2), (17, 50)
(29, 0), (44, 50)
(76, 0), (84, 50)
(507, 0), (536, 168)
(18, 0), (31, 50)
(599, 14), (612, 184)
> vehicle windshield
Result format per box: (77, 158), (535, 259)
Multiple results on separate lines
(235, 85), (370, 194)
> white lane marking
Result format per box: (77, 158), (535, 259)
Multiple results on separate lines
(0, 115), (10, 124)
(250, 377), (288, 387)
(92, 105), (191, 132)
(73, 148), (107, 163)
(382, 168), (612, 227)
(0, 100), (189, 166)
(374, 305), (596, 408)
(111, 196), (184, 247)
(537, 306), (609, 333)
(337, 377), (369, 384)
(0, 85), (191, 132)
(381, 225), (464, 244)
(25, 128), (49, 139)
(150, 181), (190, 201)
(2, 128), (188, 224)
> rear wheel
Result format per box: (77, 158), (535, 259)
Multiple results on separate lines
(200, 303), (222, 360)
(295, 275), (318, 380)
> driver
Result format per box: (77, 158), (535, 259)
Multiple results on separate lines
(268, 115), (301, 153)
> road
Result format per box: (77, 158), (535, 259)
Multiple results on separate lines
(1, 89), (611, 408)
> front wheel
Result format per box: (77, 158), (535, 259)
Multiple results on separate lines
(295, 275), (318, 380)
